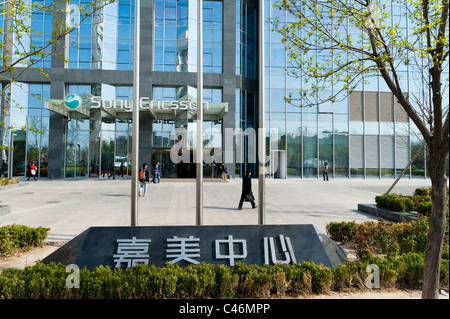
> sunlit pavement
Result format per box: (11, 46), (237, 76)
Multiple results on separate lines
(0, 176), (431, 242)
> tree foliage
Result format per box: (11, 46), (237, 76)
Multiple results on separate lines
(272, 0), (449, 299)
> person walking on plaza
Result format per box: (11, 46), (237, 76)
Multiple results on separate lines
(27, 161), (37, 181)
(323, 161), (329, 181)
(109, 162), (116, 179)
(139, 163), (150, 197)
(120, 162), (124, 177)
(219, 162), (227, 181)
(151, 161), (160, 184)
(237, 170), (257, 210)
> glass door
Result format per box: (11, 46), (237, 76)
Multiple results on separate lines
(10, 130), (26, 177)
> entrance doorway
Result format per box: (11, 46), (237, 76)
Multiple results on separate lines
(152, 147), (212, 178)
(151, 149), (177, 178)
(9, 130), (26, 177)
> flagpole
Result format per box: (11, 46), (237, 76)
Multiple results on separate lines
(131, 0), (141, 226)
(258, 0), (265, 225)
(196, 0), (203, 225)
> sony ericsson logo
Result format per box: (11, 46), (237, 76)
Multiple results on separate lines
(64, 93), (83, 110)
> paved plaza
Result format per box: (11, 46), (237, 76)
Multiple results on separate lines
(0, 176), (432, 243)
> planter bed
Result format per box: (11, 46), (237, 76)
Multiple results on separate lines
(358, 203), (419, 223)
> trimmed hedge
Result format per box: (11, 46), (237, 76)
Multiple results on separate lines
(0, 254), (447, 299)
(375, 187), (449, 216)
(326, 217), (439, 258)
(0, 225), (50, 256)
(1, 219), (448, 299)
(375, 193), (414, 213)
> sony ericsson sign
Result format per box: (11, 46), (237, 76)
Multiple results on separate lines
(64, 94), (209, 112)
(64, 94), (83, 110)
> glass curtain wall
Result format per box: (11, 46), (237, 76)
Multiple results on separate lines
(235, 89), (257, 176)
(154, 0), (223, 72)
(236, 0), (257, 79)
(66, 84), (132, 178)
(0, 83), (50, 177)
(263, 0), (437, 179)
(152, 86), (223, 177)
(68, 0), (134, 70)
(66, 85), (95, 177)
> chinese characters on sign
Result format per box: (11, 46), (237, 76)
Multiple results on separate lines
(215, 235), (247, 266)
(166, 235), (201, 264)
(113, 234), (298, 268)
(113, 237), (152, 268)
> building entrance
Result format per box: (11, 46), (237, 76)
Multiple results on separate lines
(151, 148), (196, 178)
(46, 92), (229, 179)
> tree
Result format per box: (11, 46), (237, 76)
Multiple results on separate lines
(272, 0), (448, 298)
(0, 0), (114, 150)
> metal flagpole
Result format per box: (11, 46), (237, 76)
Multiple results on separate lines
(196, 0), (203, 225)
(258, 0), (265, 225)
(131, 0), (141, 226)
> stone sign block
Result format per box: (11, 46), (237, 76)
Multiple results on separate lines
(43, 224), (347, 270)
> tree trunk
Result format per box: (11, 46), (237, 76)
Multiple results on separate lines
(422, 150), (448, 299)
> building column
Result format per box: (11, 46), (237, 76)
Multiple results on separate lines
(47, 1), (66, 179)
(222, 0), (237, 177)
(138, 0), (154, 168)
(48, 81), (66, 179)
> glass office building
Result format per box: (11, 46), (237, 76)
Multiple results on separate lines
(1, 0), (448, 179)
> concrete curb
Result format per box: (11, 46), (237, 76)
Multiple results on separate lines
(358, 203), (419, 223)
(0, 181), (29, 191)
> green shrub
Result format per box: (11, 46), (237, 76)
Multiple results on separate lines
(215, 264), (239, 298)
(332, 261), (367, 291)
(285, 263), (312, 295)
(301, 262), (333, 294)
(375, 194), (415, 213)
(416, 201), (432, 216)
(326, 221), (359, 243)
(0, 256), (448, 299)
(329, 217), (434, 258)
(0, 225), (50, 256)
(176, 263), (216, 298)
(397, 253), (424, 288)
(440, 259), (449, 287)
(442, 246), (449, 260)
(414, 188), (430, 196)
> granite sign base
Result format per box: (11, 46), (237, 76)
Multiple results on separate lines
(43, 224), (347, 270)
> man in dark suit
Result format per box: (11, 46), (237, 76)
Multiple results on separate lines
(238, 170), (257, 210)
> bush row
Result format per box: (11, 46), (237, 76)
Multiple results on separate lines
(375, 187), (449, 215)
(0, 224), (50, 256)
(0, 253), (448, 299)
(0, 178), (19, 186)
(326, 217), (437, 258)
(375, 193), (415, 213)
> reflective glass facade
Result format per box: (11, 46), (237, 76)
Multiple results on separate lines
(1, 0), (447, 179)
(69, 0), (135, 70)
(154, 0), (222, 72)
(262, 0), (448, 179)
(1, 83), (50, 177)
(236, 0), (257, 79)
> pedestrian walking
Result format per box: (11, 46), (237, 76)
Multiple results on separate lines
(219, 162), (227, 181)
(109, 162), (116, 179)
(151, 161), (160, 184)
(323, 162), (329, 181)
(120, 162), (124, 177)
(139, 163), (150, 197)
(237, 170), (257, 210)
(27, 161), (37, 181)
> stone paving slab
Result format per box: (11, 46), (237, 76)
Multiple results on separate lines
(0, 177), (432, 243)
